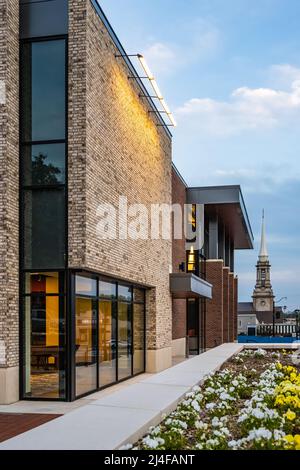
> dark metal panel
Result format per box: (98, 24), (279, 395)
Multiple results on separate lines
(20, 0), (68, 39)
(187, 186), (254, 250)
(170, 273), (213, 299)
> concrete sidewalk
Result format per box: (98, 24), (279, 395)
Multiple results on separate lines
(0, 343), (242, 450)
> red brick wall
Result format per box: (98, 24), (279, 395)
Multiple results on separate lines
(171, 167), (187, 341)
(222, 268), (229, 343)
(172, 299), (186, 340)
(205, 260), (224, 348)
(228, 273), (234, 342)
(172, 167), (186, 274)
(234, 277), (238, 340)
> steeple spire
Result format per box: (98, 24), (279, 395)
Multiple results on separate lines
(253, 209), (274, 312)
(259, 209), (268, 261)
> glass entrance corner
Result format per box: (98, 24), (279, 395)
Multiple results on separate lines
(74, 273), (146, 399)
(21, 270), (146, 401)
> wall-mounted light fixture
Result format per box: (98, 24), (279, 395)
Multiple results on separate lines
(115, 53), (176, 128)
(137, 54), (176, 127)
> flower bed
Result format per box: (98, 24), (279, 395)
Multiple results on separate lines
(126, 348), (300, 450)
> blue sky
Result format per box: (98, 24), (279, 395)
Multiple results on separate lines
(99, 0), (300, 310)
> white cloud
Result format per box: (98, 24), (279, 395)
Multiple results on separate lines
(213, 166), (300, 193)
(175, 66), (300, 136)
(268, 64), (300, 88)
(142, 18), (221, 76)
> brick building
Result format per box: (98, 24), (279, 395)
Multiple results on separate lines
(0, 0), (253, 404)
(171, 166), (254, 354)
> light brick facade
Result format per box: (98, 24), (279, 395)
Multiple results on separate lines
(68, 0), (173, 367)
(0, 0), (19, 403)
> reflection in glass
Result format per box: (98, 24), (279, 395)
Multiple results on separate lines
(75, 276), (97, 297)
(24, 295), (65, 398)
(99, 301), (117, 387)
(118, 285), (132, 302)
(99, 280), (116, 299)
(75, 297), (97, 396)
(23, 189), (65, 270)
(133, 303), (145, 374)
(118, 302), (132, 380)
(25, 272), (60, 294)
(21, 40), (66, 142)
(22, 144), (65, 186)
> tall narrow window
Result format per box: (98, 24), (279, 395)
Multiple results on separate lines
(22, 272), (66, 399)
(20, 37), (67, 399)
(20, 38), (67, 271)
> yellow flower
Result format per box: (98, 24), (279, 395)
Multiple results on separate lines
(284, 435), (294, 443)
(294, 435), (300, 445)
(284, 409), (296, 421)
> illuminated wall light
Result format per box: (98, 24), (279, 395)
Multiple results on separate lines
(137, 54), (176, 127)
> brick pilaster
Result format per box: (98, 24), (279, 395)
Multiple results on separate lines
(234, 276), (238, 340)
(222, 267), (229, 342)
(205, 260), (224, 348)
(228, 273), (234, 341)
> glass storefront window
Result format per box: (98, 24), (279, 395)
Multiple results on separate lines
(99, 280), (116, 299)
(21, 40), (66, 143)
(118, 285), (132, 302)
(23, 188), (66, 270)
(99, 300), (117, 387)
(75, 297), (97, 397)
(23, 293), (65, 399)
(118, 302), (132, 380)
(75, 276), (97, 297)
(22, 143), (66, 187)
(25, 272), (61, 294)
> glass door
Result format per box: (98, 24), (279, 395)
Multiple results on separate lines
(75, 276), (97, 397)
(187, 299), (199, 356)
(118, 302), (133, 380)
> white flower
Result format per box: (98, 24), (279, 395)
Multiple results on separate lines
(191, 400), (200, 412)
(219, 391), (232, 401)
(150, 426), (161, 435)
(211, 417), (220, 427)
(251, 408), (265, 419)
(195, 421), (208, 430)
(142, 436), (165, 449)
(247, 428), (272, 441)
(206, 403), (216, 410)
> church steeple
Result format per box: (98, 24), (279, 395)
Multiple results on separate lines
(259, 210), (268, 261)
(252, 211), (274, 312)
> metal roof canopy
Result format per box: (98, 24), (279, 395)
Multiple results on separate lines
(170, 273), (213, 299)
(187, 185), (254, 250)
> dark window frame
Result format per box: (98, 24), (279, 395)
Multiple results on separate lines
(19, 34), (69, 402)
(73, 271), (146, 401)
